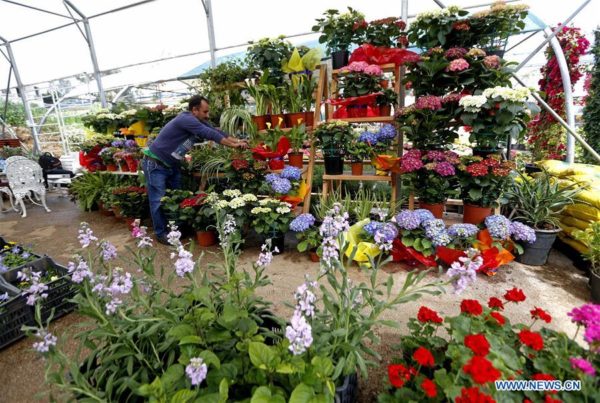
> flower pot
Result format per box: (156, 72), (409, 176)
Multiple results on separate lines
(516, 228), (561, 266)
(106, 163), (118, 172)
(99, 202), (113, 217)
(125, 158), (138, 172)
(265, 234), (285, 255)
(268, 158), (285, 170)
(304, 111), (315, 128)
(379, 105), (392, 117)
(288, 152), (304, 168)
(463, 204), (493, 225)
(196, 230), (217, 247)
(347, 104), (368, 118)
(436, 246), (467, 266)
(324, 155), (344, 175)
(112, 205), (123, 220)
(270, 113), (286, 129)
(118, 161), (129, 172)
(252, 115), (268, 131)
(309, 250), (320, 262)
(286, 112), (305, 127)
(331, 50), (349, 70)
(591, 271), (600, 303)
(351, 161), (363, 176)
(335, 372), (358, 403)
(420, 202), (445, 219)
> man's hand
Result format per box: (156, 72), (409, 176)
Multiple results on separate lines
(236, 140), (249, 149)
(221, 137), (249, 149)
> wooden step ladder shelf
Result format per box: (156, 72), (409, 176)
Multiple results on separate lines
(321, 173), (398, 209)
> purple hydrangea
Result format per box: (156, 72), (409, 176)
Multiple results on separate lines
(270, 177), (292, 194)
(363, 221), (383, 236)
(374, 223), (398, 250)
(124, 139), (137, 148)
(358, 131), (378, 145)
(414, 209), (435, 224)
(111, 140), (124, 148)
(394, 210), (421, 230)
(434, 161), (456, 176)
(510, 221), (536, 244)
(400, 157), (423, 173)
(290, 214), (316, 232)
(265, 173), (279, 184)
(448, 224), (479, 239)
(426, 150), (446, 161)
(281, 166), (302, 181)
(485, 215), (512, 240)
(423, 219), (450, 246)
(378, 124), (396, 140)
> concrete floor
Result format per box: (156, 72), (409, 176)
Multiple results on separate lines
(0, 193), (592, 403)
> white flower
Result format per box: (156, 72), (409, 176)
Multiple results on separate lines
(242, 194), (258, 202)
(216, 200), (229, 209)
(276, 206), (291, 214)
(482, 86), (531, 103)
(259, 198), (274, 206)
(228, 197), (246, 209)
(459, 95), (488, 112)
(223, 189), (242, 198)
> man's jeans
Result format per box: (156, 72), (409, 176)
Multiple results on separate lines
(141, 158), (181, 238)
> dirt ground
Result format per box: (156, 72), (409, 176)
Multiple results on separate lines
(0, 193), (592, 403)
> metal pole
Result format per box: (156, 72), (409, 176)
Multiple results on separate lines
(544, 27), (576, 162)
(512, 73), (600, 163)
(2, 68), (11, 136)
(432, 0), (446, 8)
(63, 0), (107, 107)
(0, 34), (41, 153)
(202, 0), (217, 67)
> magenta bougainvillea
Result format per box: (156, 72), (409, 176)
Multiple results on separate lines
(527, 25), (590, 160)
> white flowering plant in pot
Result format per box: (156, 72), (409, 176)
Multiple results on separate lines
(250, 198), (294, 237)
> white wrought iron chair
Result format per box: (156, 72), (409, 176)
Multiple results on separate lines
(5, 157), (51, 218)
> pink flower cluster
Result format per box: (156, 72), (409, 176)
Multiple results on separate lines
(415, 95), (443, 111)
(568, 303), (600, 351)
(446, 58), (470, 72)
(400, 150), (458, 176)
(340, 61), (383, 76)
(444, 47), (468, 60)
(483, 55), (501, 69)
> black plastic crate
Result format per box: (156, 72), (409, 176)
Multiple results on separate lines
(0, 281), (34, 350)
(335, 373), (358, 403)
(1, 256), (76, 322)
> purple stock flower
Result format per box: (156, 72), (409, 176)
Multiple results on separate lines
(448, 224), (478, 239)
(434, 161), (455, 176)
(394, 210), (421, 230)
(186, 357), (208, 386)
(485, 215), (511, 240)
(18, 269), (48, 306)
(67, 259), (93, 284)
(173, 247), (194, 277)
(270, 177), (292, 194)
(510, 221), (536, 244)
(447, 249), (481, 294)
(285, 311), (313, 355)
(256, 243), (275, 268)
(290, 214), (315, 232)
(280, 166), (302, 181)
(570, 357), (596, 376)
(294, 279), (318, 318)
(374, 223), (398, 251)
(78, 222), (98, 248)
(100, 241), (117, 262)
(0, 292), (8, 302)
(32, 330), (57, 353)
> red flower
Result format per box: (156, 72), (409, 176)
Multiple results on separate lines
(524, 399), (533, 403)
(466, 162), (488, 177)
(530, 307), (552, 323)
(231, 159), (249, 171)
(464, 334), (491, 356)
(489, 311), (506, 326)
(413, 347), (435, 367)
(532, 373), (555, 381)
(488, 297), (504, 310)
(417, 306), (443, 324)
(462, 356), (501, 384)
(544, 396), (562, 403)
(455, 387), (496, 403)
(460, 299), (483, 316)
(518, 329), (544, 351)
(504, 287), (526, 303)
(387, 364), (413, 388)
(421, 378), (437, 398)
(179, 193), (206, 208)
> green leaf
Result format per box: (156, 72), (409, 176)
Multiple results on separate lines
(171, 389), (197, 403)
(168, 324), (196, 340)
(199, 350), (221, 369)
(179, 335), (203, 346)
(468, 188), (483, 201)
(161, 364), (184, 393)
(401, 236), (414, 247)
(249, 342), (276, 370)
(219, 378), (229, 403)
(311, 356), (334, 377)
(289, 383), (316, 403)
(251, 386), (286, 403)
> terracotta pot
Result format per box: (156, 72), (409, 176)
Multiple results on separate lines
(112, 205), (123, 220)
(288, 152), (304, 168)
(196, 230), (217, 247)
(420, 202), (445, 219)
(463, 204), (493, 225)
(379, 105), (392, 117)
(270, 114), (286, 128)
(106, 163), (118, 172)
(304, 111), (314, 128)
(99, 202), (113, 216)
(286, 112), (306, 127)
(309, 250), (320, 262)
(252, 115), (268, 131)
(351, 161), (363, 176)
(125, 158), (138, 172)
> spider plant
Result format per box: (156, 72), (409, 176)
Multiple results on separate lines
(219, 106), (257, 140)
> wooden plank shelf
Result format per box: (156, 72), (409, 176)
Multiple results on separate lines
(322, 174), (392, 182)
(326, 116), (394, 124)
(332, 63), (398, 75)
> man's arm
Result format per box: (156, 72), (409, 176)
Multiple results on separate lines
(220, 136), (249, 149)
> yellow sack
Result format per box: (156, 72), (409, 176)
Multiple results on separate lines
(559, 223), (579, 238)
(576, 189), (600, 210)
(568, 163), (600, 177)
(536, 160), (572, 177)
(566, 174), (600, 187)
(564, 203), (600, 222)
(558, 232), (589, 254)
(561, 216), (591, 231)
(344, 219), (381, 268)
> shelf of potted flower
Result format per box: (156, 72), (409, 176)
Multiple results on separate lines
(250, 198), (294, 253)
(98, 146), (118, 171)
(359, 124), (398, 175)
(376, 88), (398, 117)
(459, 86), (539, 155)
(335, 61), (385, 118)
(457, 155), (514, 224)
(314, 120), (352, 175)
(263, 167), (305, 209)
(399, 150), (460, 218)
(506, 170), (581, 265)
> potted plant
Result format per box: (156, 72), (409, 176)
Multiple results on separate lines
(98, 147), (118, 171)
(399, 150), (460, 218)
(284, 81), (305, 128)
(469, 2), (529, 56)
(298, 76), (317, 127)
(266, 85), (286, 128)
(289, 213), (321, 261)
(363, 17), (406, 47)
(459, 86), (539, 155)
(346, 139), (372, 176)
(250, 198), (294, 253)
(312, 7), (365, 69)
(338, 62), (384, 98)
(457, 155), (514, 224)
(245, 79), (269, 131)
(286, 123), (306, 168)
(358, 125), (398, 175)
(111, 186), (148, 229)
(377, 88), (398, 117)
(573, 222), (600, 302)
(506, 170), (581, 265)
(246, 36), (293, 85)
(407, 6), (469, 49)
(314, 120), (353, 175)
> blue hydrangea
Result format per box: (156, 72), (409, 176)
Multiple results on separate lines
(375, 223), (398, 242)
(265, 173), (279, 184)
(395, 210), (421, 230)
(485, 215), (511, 240)
(423, 219), (450, 246)
(281, 166), (302, 181)
(448, 224), (479, 238)
(378, 124), (396, 140)
(271, 177), (292, 194)
(111, 140), (124, 148)
(124, 139), (137, 148)
(363, 221), (383, 236)
(358, 131), (378, 145)
(414, 209), (435, 224)
(290, 214), (316, 232)
(510, 221), (536, 244)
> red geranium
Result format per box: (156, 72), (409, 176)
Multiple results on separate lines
(455, 387), (496, 403)
(417, 306), (443, 324)
(413, 346), (435, 367)
(231, 159), (249, 171)
(466, 162), (488, 177)
(462, 356), (501, 384)
(544, 396), (562, 403)
(460, 299), (483, 316)
(532, 373), (555, 381)
(530, 307), (552, 323)
(387, 364), (414, 388)
(464, 334), (491, 356)
(504, 287), (526, 303)
(518, 329), (544, 351)
(421, 378), (437, 398)
(488, 297), (504, 310)
(179, 193), (207, 208)
(489, 311), (506, 326)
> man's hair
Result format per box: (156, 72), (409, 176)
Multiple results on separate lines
(188, 95), (209, 111)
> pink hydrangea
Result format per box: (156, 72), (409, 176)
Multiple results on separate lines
(483, 55), (501, 69)
(415, 96), (443, 111)
(444, 47), (468, 60)
(446, 58), (470, 72)
(435, 161), (456, 176)
(364, 64), (383, 76)
(400, 157), (423, 173)
(341, 61), (369, 73)
(444, 151), (460, 164)
(403, 149), (423, 159)
(426, 150), (446, 161)
(442, 93), (464, 104)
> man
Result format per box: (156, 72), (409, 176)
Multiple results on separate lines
(142, 95), (247, 244)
